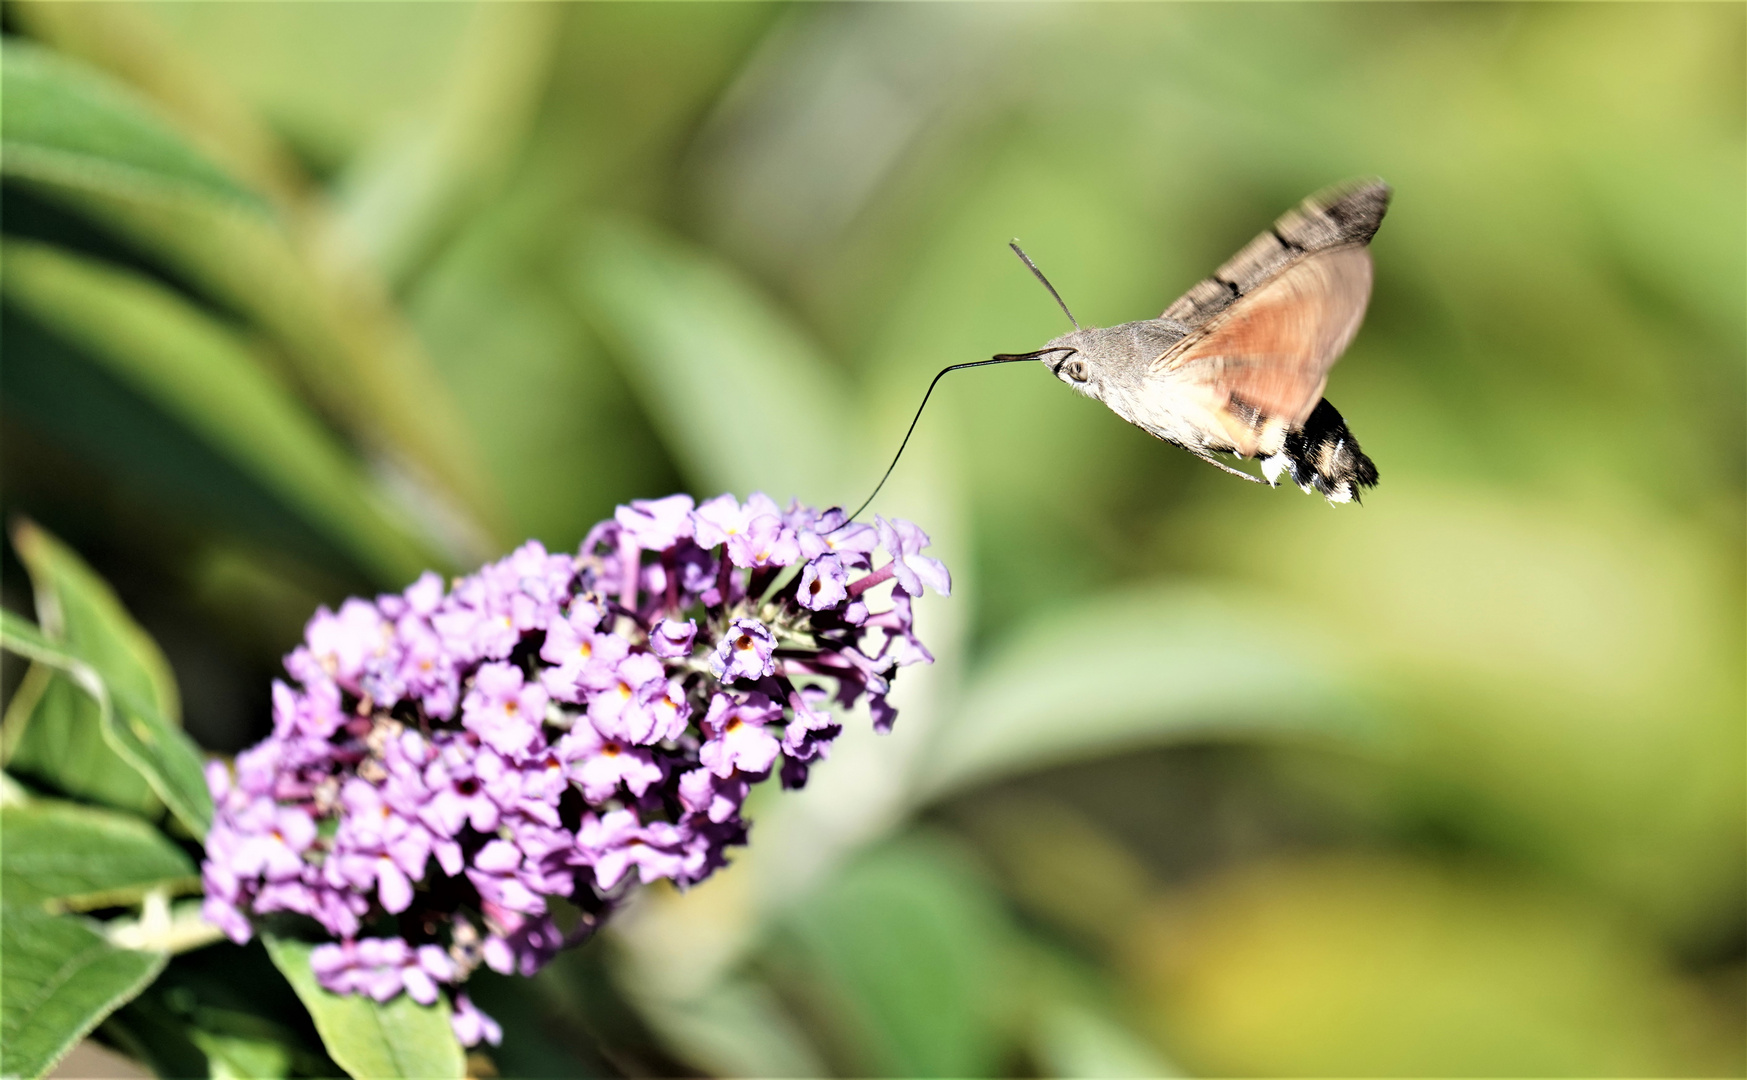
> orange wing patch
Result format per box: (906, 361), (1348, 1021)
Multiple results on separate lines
(1156, 244), (1374, 444)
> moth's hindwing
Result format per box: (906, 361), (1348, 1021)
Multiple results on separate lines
(1154, 244), (1373, 442)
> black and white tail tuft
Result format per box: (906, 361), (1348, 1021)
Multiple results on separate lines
(1261, 399), (1379, 504)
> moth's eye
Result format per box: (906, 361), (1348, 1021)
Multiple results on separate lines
(1063, 359), (1089, 382)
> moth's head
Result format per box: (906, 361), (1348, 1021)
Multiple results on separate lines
(1042, 331), (1099, 398)
(1003, 242), (1102, 395)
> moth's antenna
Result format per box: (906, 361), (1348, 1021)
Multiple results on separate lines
(1010, 241), (1079, 329)
(849, 350), (1071, 521)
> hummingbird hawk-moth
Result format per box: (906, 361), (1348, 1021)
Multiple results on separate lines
(1007, 179), (1389, 504)
(847, 180), (1389, 520)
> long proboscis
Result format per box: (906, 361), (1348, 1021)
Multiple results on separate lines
(848, 349), (1073, 521)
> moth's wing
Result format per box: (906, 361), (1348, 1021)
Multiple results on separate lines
(1161, 179), (1390, 331)
(1151, 243), (1374, 456)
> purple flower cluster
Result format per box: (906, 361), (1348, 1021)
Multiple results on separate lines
(200, 494), (946, 1046)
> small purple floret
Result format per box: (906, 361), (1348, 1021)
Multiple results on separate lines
(615, 494), (696, 551)
(709, 618), (777, 683)
(874, 516), (952, 597)
(700, 691), (784, 777)
(650, 618), (697, 659)
(451, 993), (503, 1047)
(797, 554), (849, 611)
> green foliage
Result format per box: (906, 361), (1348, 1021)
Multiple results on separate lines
(569, 218), (859, 501)
(912, 582), (1379, 801)
(263, 937), (466, 1080)
(1, 240), (442, 584)
(101, 944), (345, 1080)
(409, 195), (678, 550)
(0, 532), (210, 1078)
(1, 583), (211, 839)
(0, 31), (510, 571)
(11, 515), (180, 722)
(0, 39), (267, 213)
(1130, 854), (1739, 1075)
(0, 796), (193, 1079)
(5, 668), (161, 821)
(4, 519), (179, 818)
(0, 905), (166, 1080)
(780, 837), (1016, 1077)
(189, 1029), (292, 1080)
(2, 3), (1740, 1077)
(1, 800), (196, 912)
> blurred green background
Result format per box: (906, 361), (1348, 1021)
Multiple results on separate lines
(2, 2), (1741, 1076)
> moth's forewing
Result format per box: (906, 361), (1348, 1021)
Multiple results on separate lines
(1142, 180), (1388, 457)
(1159, 179), (1390, 331)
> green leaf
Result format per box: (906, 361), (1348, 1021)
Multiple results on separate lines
(409, 187), (677, 550)
(1, 800), (196, 912)
(6, 670), (160, 819)
(0, 608), (212, 838)
(0, 242), (443, 586)
(104, 951), (341, 1080)
(333, 3), (563, 287)
(82, 689), (210, 842)
(190, 1030), (292, 1080)
(568, 217), (860, 503)
(1032, 1000), (1180, 1078)
(2, 52), (510, 559)
(0, 773), (32, 807)
(2, 12), (530, 553)
(911, 582), (1378, 802)
(263, 936), (465, 1080)
(0, 39), (267, 215)
(0, 614), (90, 687)
(5, 192), (511, 562)
(782, 836), (1014, 1078)
(98, 988), (212, 1080)
(1016, 943), (1182, 1078)
(12, 520), (180, 725)
(0, 905), (166, 1080)
(5, 2), (308, 203)
(128, 3), (482, 171)
(623, 977), (829, 1080)
(4, 519), (181, 817)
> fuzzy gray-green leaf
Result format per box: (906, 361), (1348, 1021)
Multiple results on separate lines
(1, 800), (196, 912)
(0, 905), (166, 1080)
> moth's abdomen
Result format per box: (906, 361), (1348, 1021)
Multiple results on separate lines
(1260, 398), (1378, 504)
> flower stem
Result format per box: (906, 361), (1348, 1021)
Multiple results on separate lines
(847, 563), (894, 598)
